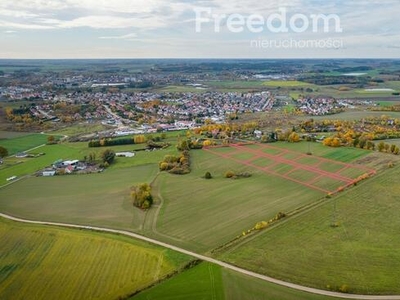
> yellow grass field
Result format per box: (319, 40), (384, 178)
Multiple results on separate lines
(0, 217), (191, 300)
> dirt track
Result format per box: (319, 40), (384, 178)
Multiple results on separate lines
(1, 212), (399, 300)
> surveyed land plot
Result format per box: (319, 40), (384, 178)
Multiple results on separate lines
(204, 143), (376, 194)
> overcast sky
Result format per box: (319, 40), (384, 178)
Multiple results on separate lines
(0, 0), (399, 59)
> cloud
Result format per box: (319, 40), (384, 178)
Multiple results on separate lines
(0, 20), (53, 30)
(64, 0), (167, 14)
(0, 0), (399, 58)
(0, 9), (39, 18)
(99, 33), (138, 40)
(57, 15), (165, 29)
(0, 0), (188, 30)
(0, 0), (69, 11)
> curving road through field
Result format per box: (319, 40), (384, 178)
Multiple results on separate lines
(1, 212), (399, 300)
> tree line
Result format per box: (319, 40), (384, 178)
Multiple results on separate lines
(88, 134), (167, 148)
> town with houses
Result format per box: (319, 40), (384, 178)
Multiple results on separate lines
(0, 68), (375, 137)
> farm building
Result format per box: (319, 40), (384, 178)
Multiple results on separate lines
(42, 170), (56, 177)
(15, 152), (28, 158)
(52, 159), (63, 168)
(116, 152), (135, 158)
(62, 160), (79, 167)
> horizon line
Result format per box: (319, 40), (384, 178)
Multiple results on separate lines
(0, 57), (400, 61)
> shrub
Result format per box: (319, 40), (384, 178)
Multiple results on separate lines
(0, 146), (8, 158)
(339, 284), (349, 293)
(169, 166), (190, 175)
(160, 150), (191, 174)
(177, 139), (190, 151)
(147, 140), (169, 149)
(159, 162), (169, 171)
(225, 171), (235, 178)
(131, 183), (153, 209)
(331, 222), (340, 228)
(275, 212), (286, 220)
(288, 132), (300, 143)
(254, 221), (268, 230)
(134, 135), (146, 144)
(237, 172), (252, 178)
(225, 171), (252, 179)
(204, 172), (212, 179)
(101, 149), (115, 164)
(203, 139), (213, 147)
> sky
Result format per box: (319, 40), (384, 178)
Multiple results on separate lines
(0, 0), (399, 59)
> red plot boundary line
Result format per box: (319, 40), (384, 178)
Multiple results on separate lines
(204, 147), (331, 193)
(259, 143), (375, 174)
(204, 143), (376, 194)
(230, 144), (354, 183)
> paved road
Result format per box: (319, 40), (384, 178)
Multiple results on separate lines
(1, 213), (399, 300)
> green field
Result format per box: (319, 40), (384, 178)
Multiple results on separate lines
(299, 111), (400, 121)
(0, 217), (191, 300)
(154, 148), (324, 252)
(263, 80), (313, 87)
(155, 85), (208, 93)
(0, 165), (158, 230)
(133, 262), (341, 300)
(301, 85), (399, 99)
(0, 146), (323, 252)
(0, 144), (82, 184)
(375, 101), (398, 107)
(51, 123), (109, 136)
(204, 80), (267, 91)
(385, 81), (400, 90)
(265, 142), (370, 163)
(206, 143), (373, 195)
(133, 263), (224, 300)
(218, 165), (400, 294)
(1, 136), (397, 296)
(0, 131), (31, 139)
(0, 141), (373, 253)
(0, 133), (50, 155)
(67, 141), (179, 170)
(0, 139), (179, 184)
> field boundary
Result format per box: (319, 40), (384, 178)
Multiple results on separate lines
(204, 143), (376, 194)
(1, 213), (399, 300)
